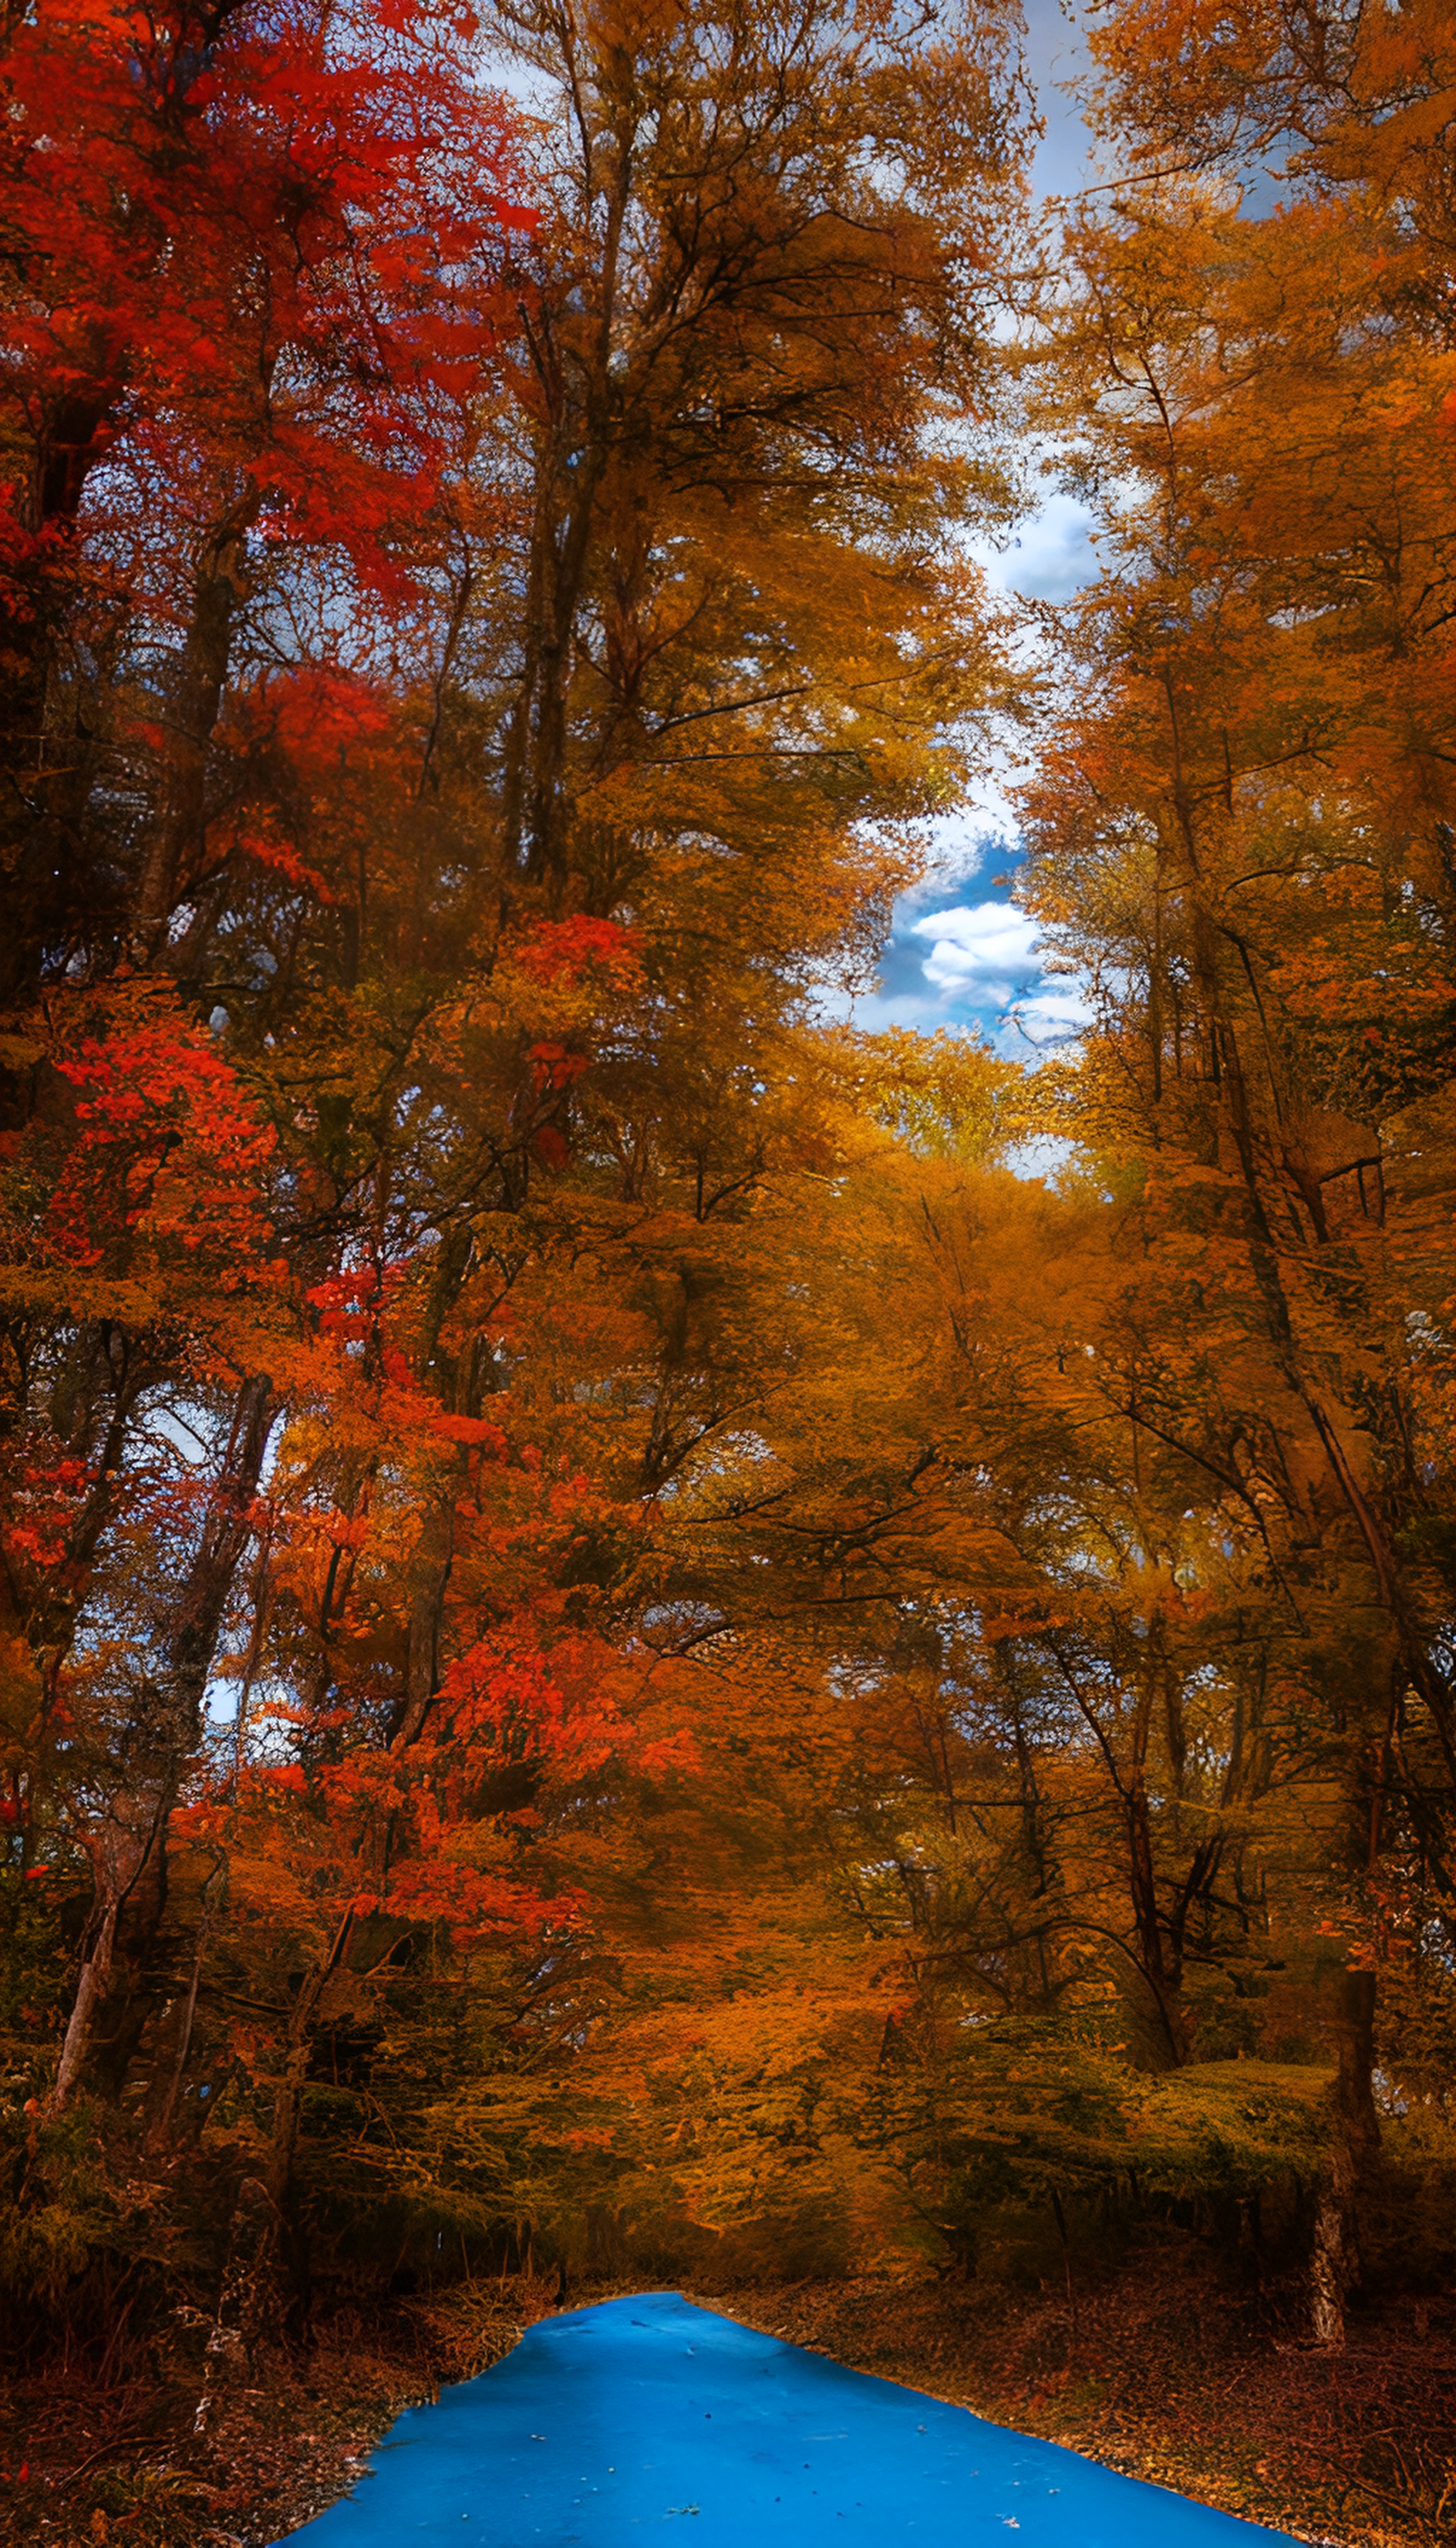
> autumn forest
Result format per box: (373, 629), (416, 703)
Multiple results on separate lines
(1, 1), (1452, 2538)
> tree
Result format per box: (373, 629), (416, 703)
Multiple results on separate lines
(0, 0), (526, 998)
(1, 0), (1036, 2373)
(1002, 0), (1455, 2330)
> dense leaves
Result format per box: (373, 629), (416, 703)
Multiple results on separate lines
(0, 0), (1450, 2472)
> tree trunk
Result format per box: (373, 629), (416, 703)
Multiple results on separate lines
(1310, 1966), (1381, 2347)
(195, 2175), (279, 2432)
(1329, 1964), (1381, 2173)
(1310, 2153), (1352, 2348)
(44, 1379), (273, 2113)
(135, 493), (260, 947)
(43, 1897), (120, 2119)
(1125, 1769), (1191, 2065)
(267, 1907), (356, 2209)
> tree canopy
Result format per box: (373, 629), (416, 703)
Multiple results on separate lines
(0, 0), (1451, 2454)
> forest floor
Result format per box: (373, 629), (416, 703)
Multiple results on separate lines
(1, 2236), (1450, 2547)
(713, 2249), (1452, 2548)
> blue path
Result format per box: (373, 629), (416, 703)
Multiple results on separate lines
(277, 2290), (1302, 2546)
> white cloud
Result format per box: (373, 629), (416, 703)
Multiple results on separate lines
(1010, 985), (1095, 1042)
(992, 988), (1096, 1067)
(904, 815), (998, 891)
(908, 901), (1044, 999)
(1012, 494), (1099, 602)
(973, 492), (1098, 607)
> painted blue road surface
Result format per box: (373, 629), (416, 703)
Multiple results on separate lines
(277, 2290), (1302, 2546)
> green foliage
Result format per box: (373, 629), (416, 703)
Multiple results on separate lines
(861, 2023), (1337, 2269)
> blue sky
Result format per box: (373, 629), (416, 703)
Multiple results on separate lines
(844, 4), (1098, 1058)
